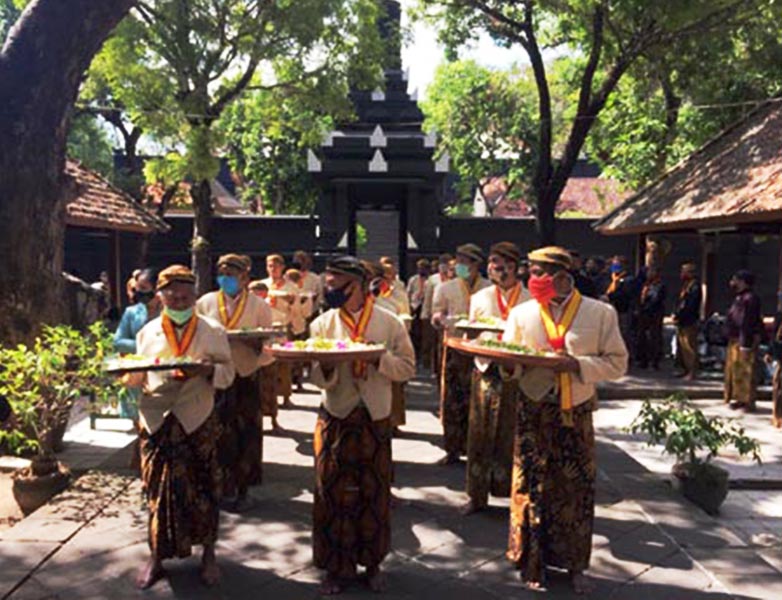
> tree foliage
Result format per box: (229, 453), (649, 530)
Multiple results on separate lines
(421, 60), (538, 215)
(79, 0), (384, 290)
(416, 0), (781, 243)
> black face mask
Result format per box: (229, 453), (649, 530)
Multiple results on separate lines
(324, 281), (353, 309)
(490, 267), (509, 284)
(135, 290), (155, 305)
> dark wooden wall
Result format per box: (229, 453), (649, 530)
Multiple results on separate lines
(64, 216), (782, 316)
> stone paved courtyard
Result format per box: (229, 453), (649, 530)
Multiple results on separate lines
(1, 371), (781, 599)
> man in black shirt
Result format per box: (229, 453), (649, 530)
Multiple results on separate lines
(673, 262), (702, 379)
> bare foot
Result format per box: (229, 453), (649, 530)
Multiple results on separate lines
(685, 373), (697, 381)
(365, 567), (387, 593)
(436, 453), (460, 466)
(319, 575), (343, 595)
(570, 571), (594, 595)
(521, 577), (545, 591)
(135, 557), (165, 590)
(281, 398), (294, 409)
(460, 499), (484, 516)
(200, 546), (220, 587)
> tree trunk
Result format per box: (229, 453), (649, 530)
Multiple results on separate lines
(0, 0), (133, 343)
(191, 179), (214, 296)
(534, 191), (558, 246)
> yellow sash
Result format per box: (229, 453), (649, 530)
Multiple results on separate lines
(217, 289), (248, 330)
(538, 290), (582, 426)
(339, 296), (375, 379)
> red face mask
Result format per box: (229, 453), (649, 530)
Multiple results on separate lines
(528, 273), (558, 305)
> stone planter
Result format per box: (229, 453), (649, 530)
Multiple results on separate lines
(672, 462), (729, 515)
(12, 460), (71, 515)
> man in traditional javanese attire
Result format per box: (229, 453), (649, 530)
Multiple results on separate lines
(635, 265), (666, 370)
(724, 269), (764, 412)
(422, 253), (452, 373)
(309, 256), (416, 595)
(503, 247), (627, 594)
(262, 254), (298, 408)
(124, 265), (235, 589)
(603, 255), (638, 361)
(674, 262), (702, 380)
(363, 260), (413, 434)
(197, 253), (272, 511)
(432, 243), (490, 465)
(463, 242), (528, 515)
(767, 304), (782, 427)
(407, 258), (432, 367)
(293, 249), (324, 312)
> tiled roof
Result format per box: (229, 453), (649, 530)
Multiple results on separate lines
(484, 176), (628, 217)
(65, 160), (170, 234)
(595, 101), (782, 235)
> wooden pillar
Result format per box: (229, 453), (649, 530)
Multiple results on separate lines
(398, 186), (409, 280)
(345, 184), (357, 256)
(635, 234), (646, 272)
(700, 233), (717, 318)
(109, 229), (122, 310)
(778, 228), (782, 313)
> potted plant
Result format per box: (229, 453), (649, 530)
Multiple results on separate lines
(0, 324), (113, 514)
(629, 393), (761, 515)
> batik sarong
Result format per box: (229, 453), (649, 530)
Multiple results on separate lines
(507, 398), (596, 583)
(724, 340), (757, 409)
(313, 405), (392, 579)
(140, 412), (222, 560)
(466, 365), (517, 506)
(440, 345), (472, 456)
(216, 372), (263, 495)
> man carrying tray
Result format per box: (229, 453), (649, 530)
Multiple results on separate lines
(502, 247), (627, 594)
(462, 242), (529, 515)
(431, 243), (490, 465)
(308, 256), (416, 595)
(197, 253), (273, 511)
(121, 265), (235, 589)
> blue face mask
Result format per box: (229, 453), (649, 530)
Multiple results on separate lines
(610, 263), (623, 274)
(164, 306), (194, 325)
(217, 275), (240, 296)
(454, 263), (471, 280)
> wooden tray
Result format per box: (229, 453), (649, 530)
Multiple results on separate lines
(226, 327), (286, 340)
(454, 320), (505, 334)
(269, 346), (386, 363)
(444, 337), (568, 369)
(104, 359), (208, 374)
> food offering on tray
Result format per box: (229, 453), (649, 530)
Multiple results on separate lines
(454, 316), (505, 332)
(268, 337), (387, 362)
(225, 326), (287, 340)
(103, 355), (206, 374)
(444, 337), (568, 368)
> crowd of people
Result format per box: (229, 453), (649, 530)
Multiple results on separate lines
(112, 242), (780, 595)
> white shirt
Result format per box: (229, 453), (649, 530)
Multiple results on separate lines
(133, 315), (235, 434)
(309, 304), (416, 420)
(503, 295), (628, 407)
(196, 290), (273, 376)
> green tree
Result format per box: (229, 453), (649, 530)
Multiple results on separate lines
(0, 0), (133, 342)
(80, 0), (383, 293)
(586, 10), (782, 189)
(217, 84), (347, 215)
(416, 0), (777, 243)
(422, 60), (538, 215)
(66, 113), (115, 178)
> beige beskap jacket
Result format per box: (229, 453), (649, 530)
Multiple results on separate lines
(309, 304), (416, 421)
(469, 283), (530, 321)
(133, 315), (235, 434)
(196, 290), (273, 375)
(503, 295), (628, 407)
(431, 277), (491, 323)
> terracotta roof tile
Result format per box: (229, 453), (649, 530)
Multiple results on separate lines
(65, 160), (169, 234)
(595, 101), (782, 235)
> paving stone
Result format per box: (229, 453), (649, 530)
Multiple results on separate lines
(0, 541), (59, 597)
